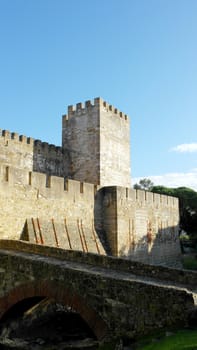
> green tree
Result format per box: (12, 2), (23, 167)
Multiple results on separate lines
(133, 179), (197, 236)
(133, 178), (154, 191)
(152, 185), (197, 236)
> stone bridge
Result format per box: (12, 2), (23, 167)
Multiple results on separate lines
(0, 240), (197, 344)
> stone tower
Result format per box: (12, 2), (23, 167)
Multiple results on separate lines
(62, 97), (131, 187)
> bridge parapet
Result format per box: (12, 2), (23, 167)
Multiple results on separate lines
(0, 239), (197, 289)
(0, 240), (195, 343)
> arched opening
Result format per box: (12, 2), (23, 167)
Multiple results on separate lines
(0, 296), (45, 323)
(0, 297), (98, 349)
(0, 280), (108, 348)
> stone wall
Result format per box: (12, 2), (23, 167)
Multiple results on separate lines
(33, 140), (64, 176)
(0, 161), (181, 266)
(100, 100), (131, 187)
(0, 242), (195, 342)
(0, 240), (196, 288)
(0, 97), (131, 188)
(62, 98), (131, 187)
(0, 129), (64, 177)
(0, 98), (181, 266)
(98, 186), (181, 267)
(0, 130), (34, 170)
(0, 164), (105, 255)
(62, 99), (100, 184)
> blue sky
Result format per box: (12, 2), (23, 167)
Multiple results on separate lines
(0, 0), (197, 190)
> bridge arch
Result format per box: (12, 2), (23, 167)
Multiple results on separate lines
(0, 280), (108, 341)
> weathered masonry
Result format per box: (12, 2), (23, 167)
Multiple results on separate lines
(0, 97), (181, 266)
(0, 241), (196, 343)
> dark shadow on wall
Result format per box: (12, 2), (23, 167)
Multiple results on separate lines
(32, 141), (64, 177)
(32, 142), (83, 180)
(94, 187), (113, 255)
(94, 187), (182, 267)
(118, 225), (182, 268)
(31, 142), (181, 267)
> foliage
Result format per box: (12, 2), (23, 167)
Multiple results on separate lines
(179, 232), (190, 240)
(182, 256), (197, 270)
(133, 178), (154, 191)
(137, 329), (197, 350)
(133, 178), (197, 239)
(152, 185), (197, 236)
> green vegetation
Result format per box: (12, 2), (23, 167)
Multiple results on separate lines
(133, 178), (154, 191)
(137, 329), (197, 350)
(98, 341), (117, 349)
(182, 255), (197, 270)
(98, 329), (197, 349)
(152, 186), (197, 237)
(133, 179), (197, 242)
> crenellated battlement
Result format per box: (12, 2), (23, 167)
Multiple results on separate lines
(0, 129), (63, 152)
(0, 129), (34, 145)
(0, 164), (98, 200)
(67, 97), (101, 114)
(0, 97), (180, 267)
(62, 97), (130, 186)
(102, 100), (128, 121)
(66, 97), (128, 121)
(34, 139), (62, 155)
(0, 128), (64, 177)
(118, 187), (179, 208)
(112, 187), (179, 208)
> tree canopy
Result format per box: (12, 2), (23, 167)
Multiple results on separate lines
(133, 178), (154, 191)
(152, 185), (197, 235)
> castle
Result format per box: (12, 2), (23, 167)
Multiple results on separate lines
(0, 97), (181, 266)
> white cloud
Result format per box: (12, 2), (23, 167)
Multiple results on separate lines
(132, 170), (197, 191)
(171, 143), (197, 153)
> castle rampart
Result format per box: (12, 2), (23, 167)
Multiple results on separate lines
(0, 129), (65, 177)
(0, 164), (99, 202)
(0, 98), (181, 266)
(97, 186), (181, 267)
(0, 163), (105, 255)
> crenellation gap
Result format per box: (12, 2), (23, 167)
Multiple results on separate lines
(11, 132), (19, 140)
(46, 175), (51, 188)
(2, 130), (10, 138)
(19, 135), (27, 142)
(27, 137), (34, 145)
(76, 102), (84, 110)
(85, 100), (92, 108)
(64, 178), (68, 191)
(80, 182), (84, 193)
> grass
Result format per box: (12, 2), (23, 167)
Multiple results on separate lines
(182, 256), (197, 270)
(98, 329), (197, 349)
(137, 329), (197, 350)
